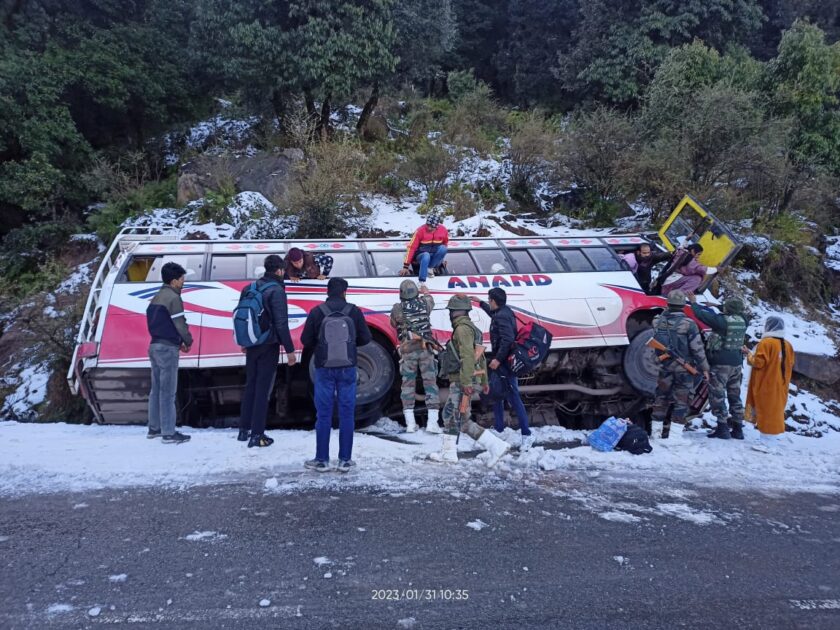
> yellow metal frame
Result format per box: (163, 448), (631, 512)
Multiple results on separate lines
(658, 195), (741, 269)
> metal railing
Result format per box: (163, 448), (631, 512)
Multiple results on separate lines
(66, 225), (180, 394)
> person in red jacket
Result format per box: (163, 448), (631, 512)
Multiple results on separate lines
(399, 212), (449, 283)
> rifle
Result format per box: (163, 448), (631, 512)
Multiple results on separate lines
(646, 337), (699, 376)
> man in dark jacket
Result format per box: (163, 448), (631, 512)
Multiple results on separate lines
(691, 297), (748, 440)
(479, 287), (534, 450)
(238, 254), (297, 448)
(146, 262), (193, 443)
(300, 277), (371, 472)
(621, 243), (671, 294)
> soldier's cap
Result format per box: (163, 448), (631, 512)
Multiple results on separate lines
(399, 279), (419, 300)
(723, 297), (745, 314)
(446, 294), (472, 311)
(666, 290), (688, 307)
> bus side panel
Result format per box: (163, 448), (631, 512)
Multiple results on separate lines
(96, 284), (202, 368)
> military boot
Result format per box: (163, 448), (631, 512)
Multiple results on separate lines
(707, 421), (731, 440)
(728, 419), (744, 440)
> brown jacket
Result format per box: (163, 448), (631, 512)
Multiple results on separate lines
(285, 252), (332, 280)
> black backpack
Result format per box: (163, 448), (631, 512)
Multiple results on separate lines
(616, 423), (653, 455)
(318, 304), (356, 368)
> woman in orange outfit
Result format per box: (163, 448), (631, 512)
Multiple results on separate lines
(745, 316), (794, 451)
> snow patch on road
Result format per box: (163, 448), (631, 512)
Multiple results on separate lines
(653, 503), (721, 525)
(466, 519), (489, 531)
(599, 511), (643, 524)
(108, 574), (127, 583)
(183, 531), (227, 542)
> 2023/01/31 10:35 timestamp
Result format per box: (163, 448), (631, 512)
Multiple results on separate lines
(371, 589), (470, 601)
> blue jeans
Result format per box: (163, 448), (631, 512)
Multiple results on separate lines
(416, 245), (448, 282)
(314, 366), (357, 462)
(148, 343), (180, 436)
(493, 367), (531, 435)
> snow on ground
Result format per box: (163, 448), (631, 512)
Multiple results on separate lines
(0, 418), (837, 499)
(745, 298), (837, 357)
(825, 235), (840, 272)
(1, 362), (51, 420)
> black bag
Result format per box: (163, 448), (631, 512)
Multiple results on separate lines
(507, 317), (553, 377)
(616, 423), (653, 455)
(487, 369), (512, 401)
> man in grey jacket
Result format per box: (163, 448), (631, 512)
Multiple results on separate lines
(146, 262), (193, 443)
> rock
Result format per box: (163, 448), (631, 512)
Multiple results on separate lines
(179, 150), (304, 206)
(360, 113), (388, 142)
(177, 173), (205, 205)
(793, 352), (840, 385)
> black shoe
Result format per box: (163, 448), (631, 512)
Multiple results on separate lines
(248, 434), (274, 448)
(661, 423), (671, 439)
(147, 429), (161, 439)
(237, 430), (250, 442)
(162, 431), (191, 444)
(707, 423), (731, 440)
(728, 421), (744, 440)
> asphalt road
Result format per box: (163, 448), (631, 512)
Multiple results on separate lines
(1, 478), (839, 629)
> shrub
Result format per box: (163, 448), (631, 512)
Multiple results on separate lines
(399, 140), (457, 199)
(447, 69), (479, 102)
(87, 176), (178, 244)
(508, 111), (556, 206)
(291, 139), (368, 238)
(0, 224), (77, 296)
(444, 83), (507, 153)
(448, 184), (479, 221)
(760, 243), (829, 306)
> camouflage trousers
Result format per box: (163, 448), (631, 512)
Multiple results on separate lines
(709, 364), (744, 425)
(651, 365), (694, 425)
(399, 347), (440, 410)
(442, 381), (484, 441)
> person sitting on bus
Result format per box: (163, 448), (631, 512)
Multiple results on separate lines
(285, 247), (333, 283)
(621, 243), (670, 294)
(659, 243), (712, 298)
(399, 212), (449, 284)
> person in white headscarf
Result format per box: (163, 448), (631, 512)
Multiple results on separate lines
(745, 315), (794, 452)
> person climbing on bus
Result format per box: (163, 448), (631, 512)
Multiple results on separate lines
(621, 243), (670, 294)
(399, 211), (449, 284)
(146, 262), (193, 444)
(649, 290), (710, 439)
(691, 296), (748, 440)
(284, 247), (333, 282)
(390, 280), (441, 434)
(659, 243), (713, 298)
(478, 287), (534, 451)
(431, 294), (510, 466)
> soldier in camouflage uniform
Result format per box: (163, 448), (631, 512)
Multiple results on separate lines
(431, 295), (510, 467)
(390, 280), (440, 433)
(650, 290), (710, 439)
(690, 297), (748, 440)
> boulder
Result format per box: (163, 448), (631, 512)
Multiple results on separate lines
(178, 150), (304, 206)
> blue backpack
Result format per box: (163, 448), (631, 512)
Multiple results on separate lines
(232, 281), (279, 348)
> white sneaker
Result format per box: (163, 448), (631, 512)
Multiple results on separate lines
(403, 409), (417, 433)
(425, 408), (442, 434)
(521, 434), (536, 451)
(427, 269), (435, 278)
(477, 429), (511, 467)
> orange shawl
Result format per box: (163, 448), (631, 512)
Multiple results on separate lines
(745, 337), (794, 435)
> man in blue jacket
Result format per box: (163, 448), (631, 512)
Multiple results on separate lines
(146, 262), (193, 443)
(300, 278), (372, 472)
(690, 297), (748, 440)
(479, 287), (534, 450)
(238, 254), (297, 448)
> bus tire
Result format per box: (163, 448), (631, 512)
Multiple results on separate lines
(307, 339), (395, 407)
(623, 328), (659, 397)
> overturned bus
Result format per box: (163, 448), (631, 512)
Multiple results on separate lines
(67, 196), (742, 429)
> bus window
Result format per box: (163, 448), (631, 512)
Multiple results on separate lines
(210, 255), (246, 280)
(531, 248), (564, 272)
(557, 249), (593, 272)
(327, 252), (367, 278)
(583, 247), (622, 271)
(445, 251), (479, 275)
(472, 249), (511, 274)
(370, 251), (407, 276)
(121, 255), (204, 282)
(507, 250), (539, 273)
